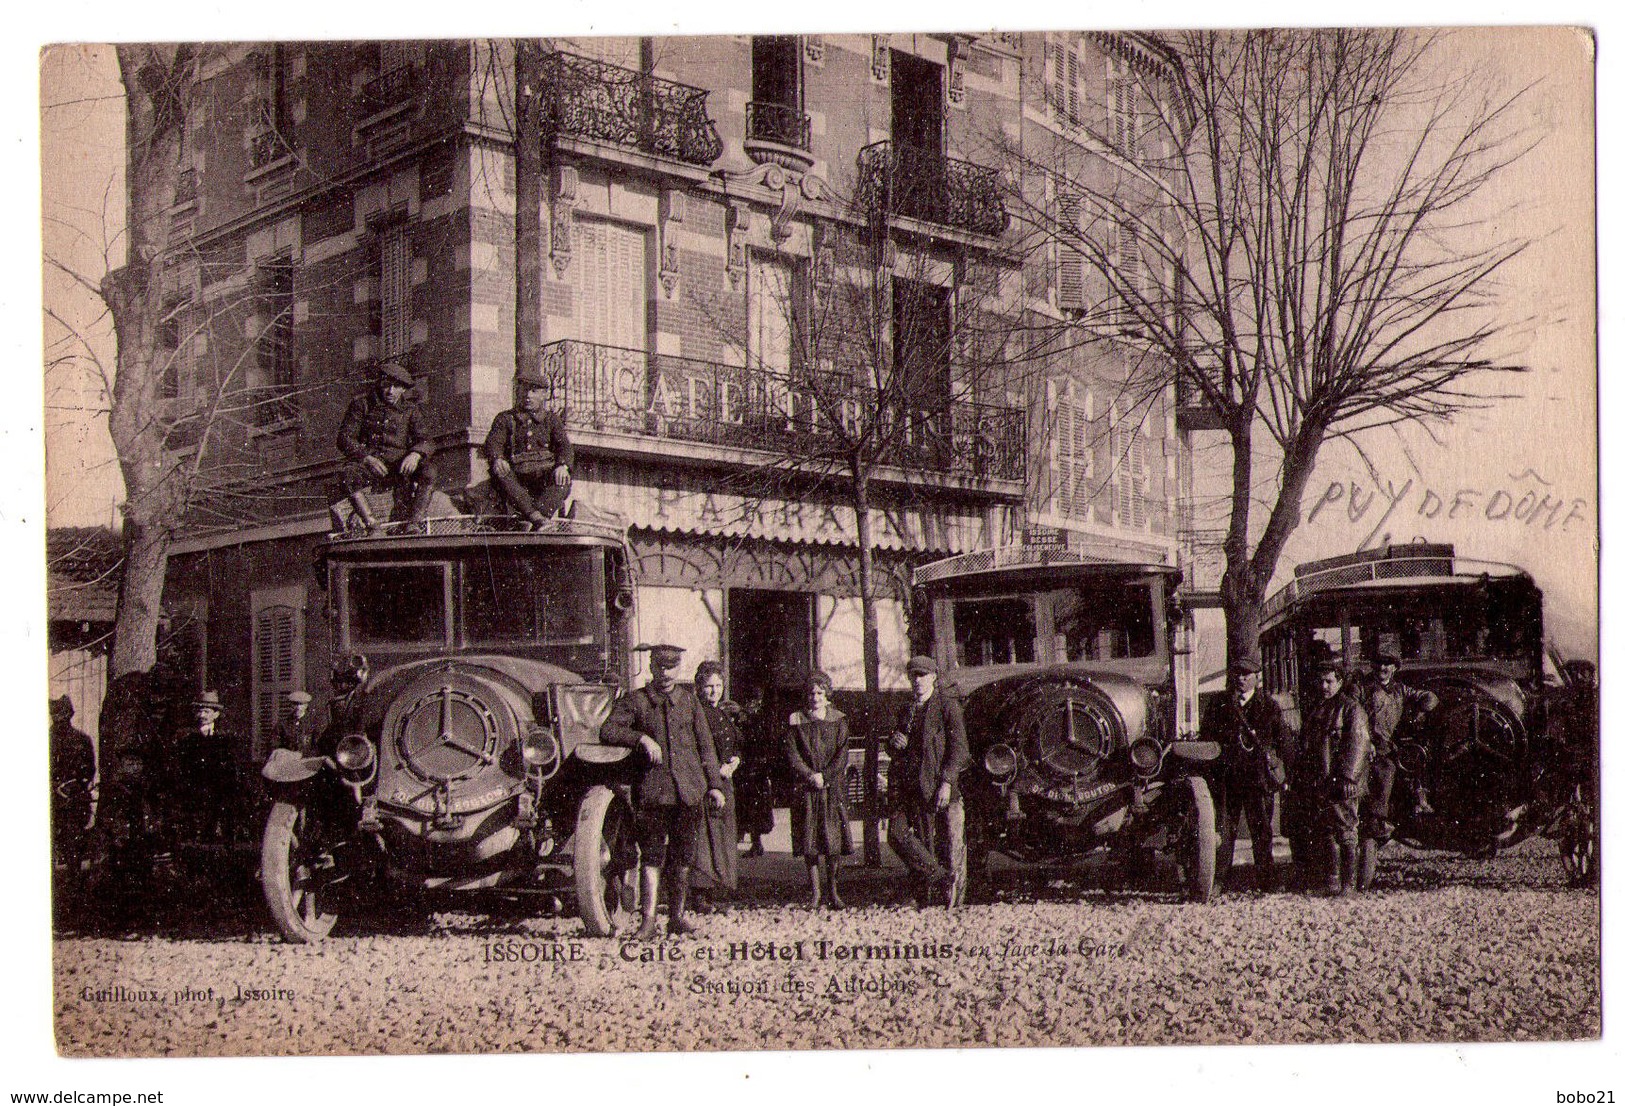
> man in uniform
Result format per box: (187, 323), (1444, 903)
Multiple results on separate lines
(886, 656), (968, 908)
(275, 690), (315, 752)
(1358, 650), (1440, 888)
(484, 365), (573, 526)
(168, 690), (238, 846)
(600, 644), (725, 940)
(1298, 661), (1373, 895)
(1204, 655), (1288, 892)
(337, 361), (437, 532)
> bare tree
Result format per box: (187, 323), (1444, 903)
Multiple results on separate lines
(51, 44), (331, 677)
(1009, 29), (1536, 659)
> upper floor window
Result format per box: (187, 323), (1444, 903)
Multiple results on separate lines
(1110, 407), (1150, 531)
(749, 37), (810, 153)
(374, 222), (412, 360)
(1046, 34), (1084, 126)
(1110, 62), (1140, 159)
(1054, 389), (1093, 521)
(255, 256), (296, 425)
(752, 36), (802, 110)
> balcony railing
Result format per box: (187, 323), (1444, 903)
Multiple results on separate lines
(537, 51), (723, 167)
(746, 101), (811, 151)
(360, 64), (417, 116)
(858, 141), (1008, 237)
(538, 339), (1025, 483)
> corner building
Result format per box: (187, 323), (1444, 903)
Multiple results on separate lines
(155, 34), (1195, 761)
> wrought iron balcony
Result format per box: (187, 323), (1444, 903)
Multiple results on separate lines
(537, 51), (723, 167)
(744, 101), (813, 171)
(538, 339), (1025, 483)
(360, 64), (417, 116)
(858, 141), (1008, 237)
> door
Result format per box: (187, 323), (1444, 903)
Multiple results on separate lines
(728, 588), (815, 725)
(890, 51), (944, 221)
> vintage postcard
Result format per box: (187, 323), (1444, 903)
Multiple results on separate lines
(36, 20), (1599, 1070)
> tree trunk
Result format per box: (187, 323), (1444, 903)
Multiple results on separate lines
(514, 40), (544, 386)
(850, 460), (882, 867)
(102, 44), (193, 679)
(111, 517), (169, 677)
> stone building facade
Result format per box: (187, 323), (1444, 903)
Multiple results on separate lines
(156, 33), (1195, 757)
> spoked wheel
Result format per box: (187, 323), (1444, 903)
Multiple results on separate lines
(1174, 776), (1217, 903)
(574, 786), (640, 936)
(1559, 783), (1600, 888)
(261, 800), (351, 943)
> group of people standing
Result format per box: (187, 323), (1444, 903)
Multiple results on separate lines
(1205, 650), (1438, 896)
(602, 646), (970, 940)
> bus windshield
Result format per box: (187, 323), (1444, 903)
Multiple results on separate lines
(1314, 591), (1536, 666)
(1051, 580), (1158, 661)
(462, 547), (602, 648)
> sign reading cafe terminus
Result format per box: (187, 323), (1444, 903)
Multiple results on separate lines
(41, 27), (1597, 1059)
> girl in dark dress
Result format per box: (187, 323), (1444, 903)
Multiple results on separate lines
(783, 671), (852, 909)
(691, 661), (740, 910)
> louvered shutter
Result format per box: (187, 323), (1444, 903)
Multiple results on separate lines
(252, 595), (304, 763)
(1045, 38), (1062, 116)
(1064, 45), (1081, 123)
(1056, 192), (1086, 310)
(578, 220), (648, 351)
(379, 226), (410, 358)
(749, 252), (795, 374)
(1113, 74), (1139, 159)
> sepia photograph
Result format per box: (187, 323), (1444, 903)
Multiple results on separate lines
(17, 0), (1610, 1095)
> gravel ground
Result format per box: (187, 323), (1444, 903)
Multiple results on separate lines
(53, 837), (1599, 1056)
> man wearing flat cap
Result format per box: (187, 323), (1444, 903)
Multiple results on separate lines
(485, 364), (573, 527)
(337, 361), (438, 532)
(1297, 660), (1373, 895)
(275, 690), (315, 753)
(1202, 653), (1287, 892)
(168, 691), (240, 846)
(601, 644), (726, 940)
(1357, 649), (1439, 888)
(886, 655), (970, 907)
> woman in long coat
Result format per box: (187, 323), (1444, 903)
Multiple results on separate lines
(783, 671), (852, 909)
(690, 661), (740, 909)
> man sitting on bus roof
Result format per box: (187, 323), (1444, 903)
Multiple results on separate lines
(337, 362), (438, 532)
(484, 363), (573, 528)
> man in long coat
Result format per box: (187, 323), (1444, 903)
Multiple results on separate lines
(601, 644), (725, 940)
(886, 656), (970, 907)
(168, 690), (239, 846)
(1205, 654), (1288, 892)
(1298, 661), (1374, 895)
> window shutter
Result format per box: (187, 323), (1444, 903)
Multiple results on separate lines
(378, 225), (410, 358)
(577, 220), (649, 352)
(1076, 401), (1093, 519)
(1056, 192), (1085, 310)
(1045, 38), (1061, 116)
(1113, 74), (1139, 159)
(1064, 45), (1081, 123)
(252, 600), (303, 763)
